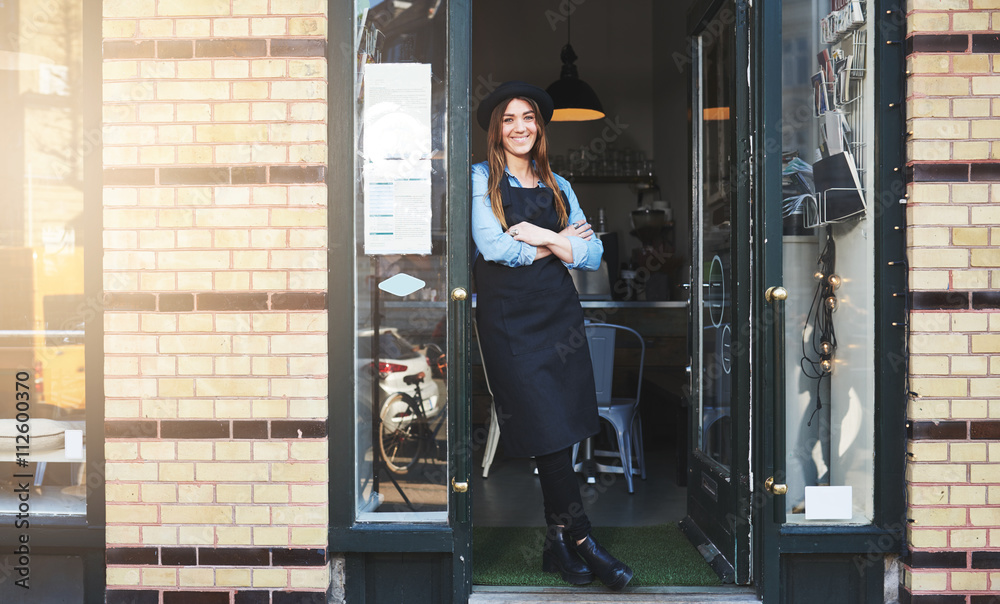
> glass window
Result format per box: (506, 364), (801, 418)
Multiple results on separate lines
(353, 0), (450, 522)
(694, 16), (735, 471)
(780, 0), (874, 523)
(0, 0), (88, 516)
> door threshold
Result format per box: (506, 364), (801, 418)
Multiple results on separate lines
(470, 585), (758, 603)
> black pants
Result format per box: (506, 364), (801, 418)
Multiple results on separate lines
(536, 446), (591, 541)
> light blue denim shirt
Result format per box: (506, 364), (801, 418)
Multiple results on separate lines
(471, 161), (603, 270)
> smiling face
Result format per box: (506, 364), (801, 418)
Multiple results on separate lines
(500, 98), (538, 162)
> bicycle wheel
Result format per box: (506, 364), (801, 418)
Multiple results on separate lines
(379, 392), (426, 474)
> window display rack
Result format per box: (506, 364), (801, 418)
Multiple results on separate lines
(802, 15), (868, 229)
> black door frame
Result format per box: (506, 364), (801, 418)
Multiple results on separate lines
(327, 1), (473, 602)
(682, 0), (754, 586)
(328, 0), (907, 601)
(754, 0), (909, 601)
(685, 0), (909, 599)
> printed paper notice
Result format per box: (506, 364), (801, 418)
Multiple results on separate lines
(363, 63), (433, 255)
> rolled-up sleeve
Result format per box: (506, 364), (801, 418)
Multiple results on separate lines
(557, 176), (604, 271)
(471, 163), (537, 267)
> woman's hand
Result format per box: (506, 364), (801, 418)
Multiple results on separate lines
(509, 221), (576, 265)
(559, 220), (594, 241)
(508, 221), (555, 247)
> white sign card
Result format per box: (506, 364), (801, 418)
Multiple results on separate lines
(804, 485), (853, 520)
(64, 429), (84, 460)
(363, 63), (433, 255)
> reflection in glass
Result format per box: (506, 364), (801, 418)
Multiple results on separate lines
(353, 0), (449, 521)
(695, 18), (734, 471)
(0, 0), (87, 516)
(781, 0), (873, 523)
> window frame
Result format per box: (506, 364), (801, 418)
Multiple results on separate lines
(755, 0), (908, 556)
(0, 0), (104, 599)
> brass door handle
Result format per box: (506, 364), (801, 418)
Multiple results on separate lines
(764, 476), (787, 496)
(765, 286), (787, 303)
(451, 287), (468, 301)
(451, 478), (468, 493)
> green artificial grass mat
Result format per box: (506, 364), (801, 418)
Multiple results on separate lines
(473, 523), (721, 587)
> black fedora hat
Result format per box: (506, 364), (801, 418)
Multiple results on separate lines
(476, 80), (554, 131)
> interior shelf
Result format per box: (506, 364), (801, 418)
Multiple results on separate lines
(567, 175), (657, 185)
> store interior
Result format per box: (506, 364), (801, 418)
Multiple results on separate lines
(367, 0), (876, 548)
(468, 0), (697, 530)
(471, 0), (694, 305)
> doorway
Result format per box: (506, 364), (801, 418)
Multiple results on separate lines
(467, 0), (748, 592)
(331, 0), (905, 601)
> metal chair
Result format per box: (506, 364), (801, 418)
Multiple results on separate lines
(573, 322), (647, 493)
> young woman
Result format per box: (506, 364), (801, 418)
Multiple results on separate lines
(471, 81), (633, 591)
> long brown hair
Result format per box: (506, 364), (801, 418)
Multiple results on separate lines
(485, 97), (567, 230)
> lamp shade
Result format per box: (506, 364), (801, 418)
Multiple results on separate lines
(545, 43), (605, 122)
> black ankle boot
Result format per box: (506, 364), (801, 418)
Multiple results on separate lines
(569, 535), (633, 591)
(542, 526), (593, 585)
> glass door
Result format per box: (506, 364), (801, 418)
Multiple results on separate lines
(685, 0), (752, 584)
(756, 0), (906, 601)
(330, 0), (472, 600)
(352, 5), (452, 522)
(772, 0), (876, 527)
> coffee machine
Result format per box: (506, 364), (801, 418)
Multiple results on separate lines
(622, 202), (677, 301)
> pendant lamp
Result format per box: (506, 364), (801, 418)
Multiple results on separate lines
(546, 16), (605, 122)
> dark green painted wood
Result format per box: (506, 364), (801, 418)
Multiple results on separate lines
(330, 526), (454, 553)
(872, 0), (909, 549)
(366, 552), (451, 602)
(345, 553), (365, 604)
(684, 0), (754, 585)
(329, 2), (474, 601)
(328, 1), (463, 554)
(780, 554), (883, 604)
(85, 546), (105, 603)
(730, 1), (754, 584)
(756, 2), (909, 603)
(778, 524), (905, 554)
(327, 0), (358, 536)
(756, 0), (782, 601)
(448, 1), (473, 601)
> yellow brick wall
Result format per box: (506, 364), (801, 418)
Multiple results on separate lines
(906, 0), (1000, 598)
(102, 0), (331, 598)
(92, 0), (1000, 600)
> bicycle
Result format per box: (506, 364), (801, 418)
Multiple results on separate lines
(379, 370), (442, 474)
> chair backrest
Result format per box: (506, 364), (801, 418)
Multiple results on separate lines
(585, 323), (645, 407)
(585, 325), (616, 404)
(473, 319), (494, 397)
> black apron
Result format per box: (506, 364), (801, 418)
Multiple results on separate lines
(474, 175), (600, 458)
